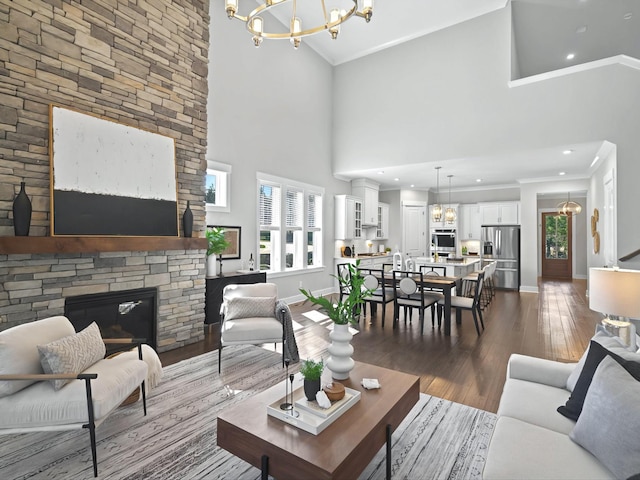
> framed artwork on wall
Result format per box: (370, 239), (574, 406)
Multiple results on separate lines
(50, 104), (178, 236)
(209, 225), (241, 259)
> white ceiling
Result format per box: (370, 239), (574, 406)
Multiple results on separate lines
(234, 0), (638, 191)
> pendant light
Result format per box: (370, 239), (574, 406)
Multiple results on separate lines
(557, 192), (582, 216)
(432, 167), (442, 222)
(445, 174), (456, 224)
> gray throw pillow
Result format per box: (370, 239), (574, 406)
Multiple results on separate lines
(225, 296), (276, 321)
(38, 322), (106, 390)
(566, 329), (626, 391)
(570, 356), (640, 479)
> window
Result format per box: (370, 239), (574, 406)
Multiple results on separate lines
(206, 161), (231, 213)
(258, 173), (323, 274)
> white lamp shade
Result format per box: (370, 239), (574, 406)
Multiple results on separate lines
(589, 267), (640, 319)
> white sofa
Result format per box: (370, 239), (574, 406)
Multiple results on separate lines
(483, 329), (640, 480)
(0, 316), (149, 477)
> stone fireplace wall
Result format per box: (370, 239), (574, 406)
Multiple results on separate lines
(0, 1), (210, 351)
(1, 249), (205, 351)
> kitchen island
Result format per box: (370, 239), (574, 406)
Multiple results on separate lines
(415, 257), (481, 277)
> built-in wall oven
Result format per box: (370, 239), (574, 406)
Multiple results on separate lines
(431, 229), (457, 256)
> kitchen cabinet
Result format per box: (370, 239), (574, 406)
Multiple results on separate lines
(352, 179), (379, 226)
(335, 195), (363, 240)
(375, 202), (389, 239)
(459, 204), (481, 240)
(480, 202), (519, 225)
(336, 255), (392, 271)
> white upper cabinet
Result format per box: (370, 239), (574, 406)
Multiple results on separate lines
(335, 195), (363, 240)
(479, 202), (519, 225)
(352, 179), (379, 226)
(376, 202), (390, 239)
(459, 204), (481, 240)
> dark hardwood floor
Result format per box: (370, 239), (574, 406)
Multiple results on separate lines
(159, 278), (600, 414)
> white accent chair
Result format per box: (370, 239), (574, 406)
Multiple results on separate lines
(0, 316), (148, 477)
(218, 283), (285, 373)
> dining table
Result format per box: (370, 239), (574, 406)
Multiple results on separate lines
(374, 271), (462, 336)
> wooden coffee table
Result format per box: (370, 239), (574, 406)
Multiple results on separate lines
(217, 361), (420, 480)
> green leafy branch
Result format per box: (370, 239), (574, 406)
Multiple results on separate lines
(300, 260), (373, 326)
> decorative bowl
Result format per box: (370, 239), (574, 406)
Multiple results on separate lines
(323, 382), (345, 402)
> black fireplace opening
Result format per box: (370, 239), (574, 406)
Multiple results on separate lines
(64, 288), (157, 354)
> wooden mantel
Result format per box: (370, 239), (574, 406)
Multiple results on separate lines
(0, 236), (207, 255)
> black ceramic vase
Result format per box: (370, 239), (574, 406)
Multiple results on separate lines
(12, 181), (32, 236)
(303, 378), (321, 401)
(183, 201), (193, 238)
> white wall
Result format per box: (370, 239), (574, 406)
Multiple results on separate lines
(587, 145), (617, 269)
(207, 6), (350, 300)
(333, 5), (640, 275)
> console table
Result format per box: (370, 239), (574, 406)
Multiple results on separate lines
(205, 271), (266, 324)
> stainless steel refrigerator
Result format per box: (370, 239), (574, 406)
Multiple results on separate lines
(481, 225), (520, 290)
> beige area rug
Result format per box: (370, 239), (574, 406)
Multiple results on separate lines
(0, 346), (495, 479)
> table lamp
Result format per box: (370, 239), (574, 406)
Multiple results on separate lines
(589, 267), (640, 350)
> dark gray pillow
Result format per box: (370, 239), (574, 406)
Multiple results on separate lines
(570, 356), (640, 479)
(558, 340), (640, 421)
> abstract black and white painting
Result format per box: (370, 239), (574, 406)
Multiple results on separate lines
(50, 105), (178, 236)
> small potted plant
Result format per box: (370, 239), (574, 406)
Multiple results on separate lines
(299, 358), (324, 401)
(205, 227), (230, 277)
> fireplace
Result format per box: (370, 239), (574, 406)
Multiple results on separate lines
(64, 288), (157, 353)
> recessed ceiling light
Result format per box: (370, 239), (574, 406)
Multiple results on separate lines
(559, 171), (566, 176)
(377, 171), (384, 175)
(566, 53), (575, 60)
(624, 12), (632, 20)
(563, 149), (573, 155)
(394, 178), (399, 182)
(576, 25), (587, 34)
(476, 178), (482, 183)
(410, 184), (415, 188)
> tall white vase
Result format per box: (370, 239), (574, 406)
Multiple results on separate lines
(326, 323), (355, 380)
(206, 254), (217, 277)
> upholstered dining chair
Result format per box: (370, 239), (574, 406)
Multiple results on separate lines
(218, 283), (290, 373)
(392, 270), (440, 335)
(358, 267), (394, 327)
(437, 271), (485, 335)
(418, 265), (446, 327)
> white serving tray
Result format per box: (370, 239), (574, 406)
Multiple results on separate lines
(267, 386), (361, 435)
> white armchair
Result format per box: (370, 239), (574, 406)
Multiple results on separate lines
(0, 316), (148, 477)
(218, 283), (296, 373)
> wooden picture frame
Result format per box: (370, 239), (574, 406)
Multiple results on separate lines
(209, 225), (241, 259)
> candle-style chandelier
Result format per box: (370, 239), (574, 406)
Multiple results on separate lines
(224, 0), (374, 49)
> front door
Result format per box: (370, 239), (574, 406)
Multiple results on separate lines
(541, 212), (572, 279)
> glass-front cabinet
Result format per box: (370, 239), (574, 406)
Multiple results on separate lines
(335, 194), (363, 240)
(376, 202), (389, 239)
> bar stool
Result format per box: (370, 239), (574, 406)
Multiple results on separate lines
(462, 262), (494, 308)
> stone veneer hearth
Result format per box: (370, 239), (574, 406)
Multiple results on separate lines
(0, 248), (205, 352)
